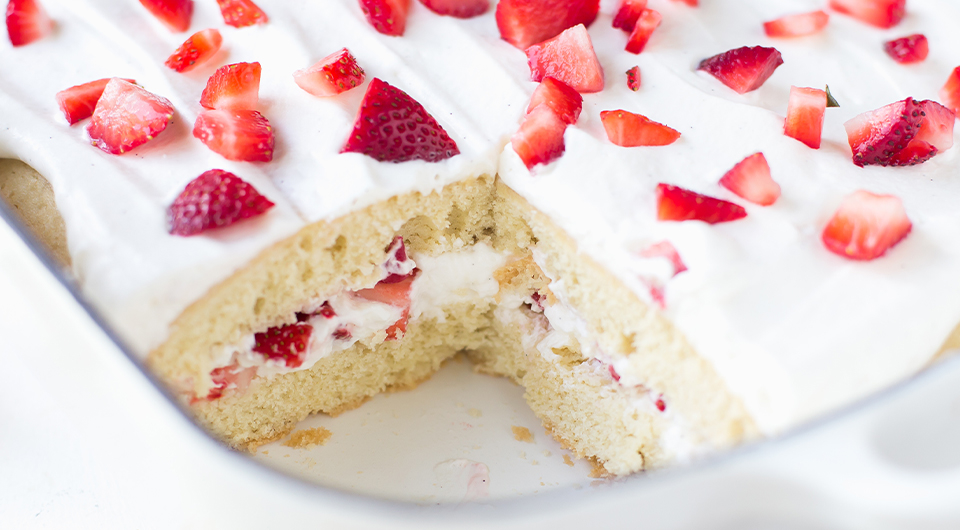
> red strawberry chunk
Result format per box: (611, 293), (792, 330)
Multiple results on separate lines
(354, 272), (418, 341)
(496, 0), (599, 50)
(86, 79), (174, 155)
(200, 62), (261, 111)
(626, 66), (641, 91)
(656, 183), (747, 224)
(165, 28), (222, 73)
(671, 0), (697, 6)
(204, 363), (257, 401)
(56, 77), (136, 125)
(822, 190), (911, 261)
(193, 109), (275, 162)
(884, 34), (928, 64)
(784, 86), (827, 149)
(942, 67), (960, 117)
(843, 97), (925, 167)
(600, 110), (680, 147)
(139, 0), (192, 32)
(625, 9), (660, 55)
(359, 0), (409, 36)
(512, 104), (567, 169)
(612, 0), (647, 32)
(341, 78), (459, 163)
(640, 240), (687, 276)
(252, 323), (313, 368)
(382, 235), (416, 283)
(526, 77), (582, 125)
(887, 140), (937, 166)
(719, 152), (780, 206)
(216, 0), (268, 28)
(698, 46), (784, 95)
(913, 99), (955, 152)
(526, 24), (604, 93)
(167, 169), (275, 236)
(828, 0), (904, 29)
(6, 0), (51, 46)
(419, 0), (489, 18)
(293, 48), (366, 97)
(763, 10), (829, 37)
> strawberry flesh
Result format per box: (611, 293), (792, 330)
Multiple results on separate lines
(86, 79), (175, 155)
(698, 46), (784, 95)
(200, 62), (261, 111)
(204, 363), (258, 401)
(496, 0), (599, 50)
(843, 97), (925, 167)
(525, 24), (604, 93)
(193, 109), (275, 162)
(612, 0), (647, 31)
(512, 104), (567, 169)
(252, 323), (313, 368)
(640, 240), (687, 276)
(784, 86), (827, 149)
(671, 0), (697, 6)
(216, 0), (268, 28)
(56, 78), (136, 125)
(625, 9), (661, 54)
(293, 48), (365, 97)
(354, 272), (418, 341)
(600, 110), (680, 147)
(828, 0), (904, 29)
(626, 66), (641, 91)
(168, 169), (275, 236)
(359, 0), (409, 36)
(763, 10), (829, 37)
(887, 140), (937, 166)
(165, 28), (222, 73)
(719, 152), (780, 206)
(883, 34), (929, 64)
(656, 183), (747, 224)
(913, 99), (955, 152)
(822, 190), (911, 261)
(139, 0), (192, 32)
(942, 67), (960, 117)
(526, 77), (582, 125)
(5, 0), (51, 46)
(419, 0), (489, 18)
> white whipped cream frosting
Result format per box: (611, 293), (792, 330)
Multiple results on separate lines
(1, 0), (959, 435)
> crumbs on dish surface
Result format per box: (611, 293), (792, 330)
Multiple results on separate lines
(282, 427), (333, 448)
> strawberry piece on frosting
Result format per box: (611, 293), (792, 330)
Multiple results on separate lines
(201, 62), (261, 111)
(193, 109), (275, 162)
(612, 0), (647, 32)
(527, 77), (582, 125)
(496, 0), (599, 50)
(784, 86), (827, 149)
(359, 0), (408, 36)
(698, 46), (784, 94)
(828, 0), (905, 29)
(165, 29), (222, 73)
(656, 184), (747, 224)
(942, 66), (960, 116)
(843, 97), (926, 167)
(5, 0), (52, 46)
(822, 190), (911, 260)
(168, 169), (275, 236)
(419, 0), (489, 18)
(86, 79), (174, 155)
(216, 0), (268, 28)
(719, 153), (780, 206)
(512, 104), (567, 169)
(56, 77), (136, 125)
(526, 24), (604, 93)
(294, 48), (366, 97)
(763, 10), (829, 37)
(600, 110), (680, 147)
(139, 0), (192, 32)
(883, 34), (929, 64)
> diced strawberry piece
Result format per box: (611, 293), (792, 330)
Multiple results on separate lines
(358, 0), (408, 36)
(526, 77), (582, 125)
(138, 0), (193, 32)
(626, 66), (641, 91)
(167, 169), (275, 236)
(828, 0), (904, 29)
(204, 363), (258, 401)
(293, 48), (366, 97)
(86, 79), (174, 155)
(625, 9), (660, 54)
(419, 0), (489, 18)
(512, 104), (567, 169)
(165, 29), (222, 73)
(496, 0), (599, 50)
(913, 99), (955, 152)
(887, 140), (937, 166)
(763, 10), (829, 37)
(883, 34), (928, 65)
(56, 77), (136, 125)
(608, 364), (621, 382)
(600, 110), (680, 147)
(382, 235), (416, 283)
(341, 78), (459, 163)
(698, 46), (784, 95)
(942, 67), (960, 116)
(5, 0), (52, 46)
(193, 109), (275, 162)
(656, 183), (747, 224)
(822, 190), (911, 261)
(612, 0), (647, 31)
(843, 97), (925, 167)
(671, 0), (697, 6)
(200, 62), (261, 111)
(640, 240), (687, 276)
(216, 0), (268, 28)
(525, 24), (604, 93)
(355, 272), (418, 341)
(718, 152), (780, 206)
(784, 86), (827, 149)
(318, 302), (336, 318)
(655, 397), (666, 412)
(252, 323), (313, 368)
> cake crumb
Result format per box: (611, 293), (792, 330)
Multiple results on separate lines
(542, 450), (551, 457)
(261, 450), (269, 455)
(588, 459), (611, 479)
(562, 454), (574, 467)
(468, 408), (483, 418)
(282, 427), (332, 449)
(512, 426), (534, 443)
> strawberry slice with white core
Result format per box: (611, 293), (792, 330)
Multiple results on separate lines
(200, 62), (261, 111)
(843, 97), (925, 167)
(656, 183), (746, 224)
(913, 99), (955, 152)
(293, 48), (366, 97)
(354, 272), (418, 340)
(942, 67), (960, 116)
(884, 34), (928, 64)
(419, 0), (489, 18)
(252, 323), (313, 368)
(56, 77), (136, 125)
(168, 169), (275, 236)
(784, 86), (827, 149)
(165, 28), (222, 73)
(822, 190), (912, 261)
(625, 9), (661, 55)
(86, 79), (174, 155)
(600, 110), (680, 147)
(698, 46), (784, 94)
(526, 24), (604, 93)
(139, 0), (192, 32)
(5, 0), (52, 46)
(216, 0), (268, 28)
(719, 153), (780, 206)
(496, 0), (599, 50)
(828, 0), (904, 29)
(627, 66), (641, 91)
(193, 109), (275, 162)
(512, 104), (567, 169)
(640, 240), (687, 276)
(526, 77), (582, 125)
(359, 0), (409, 36)
(763, 10), (829, 37)
(612, 0), (647, 32)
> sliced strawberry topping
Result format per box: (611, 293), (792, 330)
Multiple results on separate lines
(719, 153), (780, 206)
(86, 79), (174, 155)
(496, 0), (599, 50)
(419, 0), (489, 18)
(359, 0), (409, 36)
(56, 78), (136, 125)
(205, 363), (258, 401)
(822, 190), (911, 261)
(887, 140), (937, 166)
(200, 62), (261, 111)
(656, 183), (747, 224)
(193, 109), (275, 162)
(512, 104), (567, 169)
(763, 10), (829, 37)
(784, 86), (827, 149)
(698, 46), (783, 95)
(913, 100), (955, 152)
(612, 0), (647, 31)
(884, 34), (928, 64)
(354, 272), (418, 341)
(626, 66), (641, 91)
(293, 48), (366, 97)
(252, 323), (313, 368)
(640, 240), (687, 276)
(843, 97), (925, 167)
(625, 9), (660, 55)
(600, 110), (680, 147)
(526, 24), (604, 93)
(828, 0), (904, 29)
(942, 67), (960, 116)
(165, 28), (222, 73)
(6, 0), (51, 46)
(526, 77), (582, 125)
(216, 0), (268, 28)
(139, 0), (192, 32)
(167, 169), (275, 236)
(341, 77), (459, 163)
